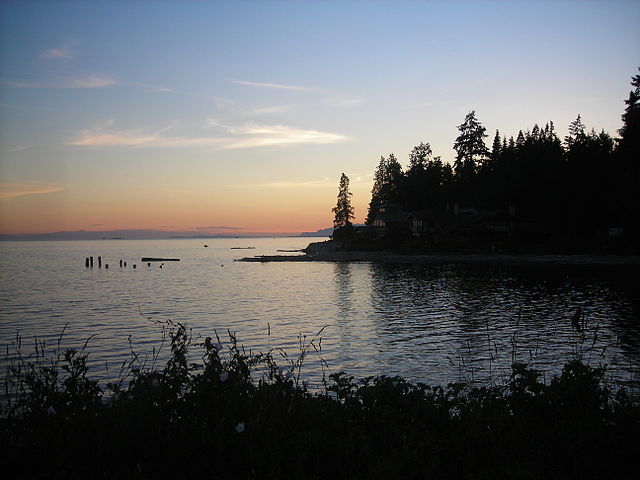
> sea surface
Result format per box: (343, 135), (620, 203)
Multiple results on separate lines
(1, 238), (639, 389)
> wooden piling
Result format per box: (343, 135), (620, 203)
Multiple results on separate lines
(90, 256), (94, 268)
(124, 262), (127, 267)
(119, 259), (123, 267)
(147, 262), (151, 267)
(98, 256), (102, 268)
(105, 264), (109, 269)
(85, 258), (89, 268)
(133, 264), (137, 269)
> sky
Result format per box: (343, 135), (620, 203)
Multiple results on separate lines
(1, 0), (639, 236)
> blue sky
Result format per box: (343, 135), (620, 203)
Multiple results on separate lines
(1, 0), (639, 234)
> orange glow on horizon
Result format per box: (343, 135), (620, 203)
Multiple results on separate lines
(0, 184), (370, 235)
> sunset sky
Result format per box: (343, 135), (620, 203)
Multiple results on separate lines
(1, 0), (639, 235)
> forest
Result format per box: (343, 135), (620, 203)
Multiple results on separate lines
(347, 69), (640, 251)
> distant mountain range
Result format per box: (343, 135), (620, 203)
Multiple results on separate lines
(299, 227), (334, 237)
(0, 227), (333, 241)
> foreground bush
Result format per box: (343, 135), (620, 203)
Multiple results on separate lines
(1, 323), (638, 479)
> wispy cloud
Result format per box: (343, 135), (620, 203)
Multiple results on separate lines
(325, 96), (366, 108)
(233, 80), (318, 92)
(218, 123), (348, 149)
(41, 42), (74, 60)
(5, 144), (36, 153)
(246, 104), (295, 116)
(70, 122), (348, 150)
(68, 125), (225, 148)
(0, 182), (64, 200)
(3, 80), (44, 88)
(212, 97), (235, 109)
(128, 82), (175, 93)
(4, 74), (117, 89)
(70, 75), (118, 88)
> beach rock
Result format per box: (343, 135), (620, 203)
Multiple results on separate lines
(303, 240), (339, 257)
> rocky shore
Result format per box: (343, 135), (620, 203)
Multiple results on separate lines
(236, 241), (640, 266)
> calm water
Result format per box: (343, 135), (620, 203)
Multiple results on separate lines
(1, 238), (639, 388)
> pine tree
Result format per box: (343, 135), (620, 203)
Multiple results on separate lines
(565, 114), (586, 148)
(615, 68), (640, 237)
(332, 173), (354, 229)
(385, 153), (404, 203)
(453, 111), (489, 180)
(618, 68), (640, 154)
(491, 130), (502, 162)
(366, 157), (387, 224)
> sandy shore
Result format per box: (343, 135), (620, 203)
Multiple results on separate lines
(236, 251), (640, 266)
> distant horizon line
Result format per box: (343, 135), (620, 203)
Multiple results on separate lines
(0, 227), (334, 241)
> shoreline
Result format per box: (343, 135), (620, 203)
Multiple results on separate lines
(237, 251), (640, 266)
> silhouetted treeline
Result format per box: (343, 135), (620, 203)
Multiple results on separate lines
(365, 69), (640, 245)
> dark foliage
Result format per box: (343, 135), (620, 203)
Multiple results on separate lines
(332, 173), (355, 229)
(362, 69), (640, 250)
(2, 323), (638, 479)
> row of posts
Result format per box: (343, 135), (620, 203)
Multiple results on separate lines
(85, 257), (156, 269)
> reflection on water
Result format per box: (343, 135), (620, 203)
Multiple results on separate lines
(334, 262), (639, 387)
(1, 239), (638, 389)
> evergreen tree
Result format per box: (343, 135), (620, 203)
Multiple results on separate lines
(615, 69), (640, 238)
(366, 157), (387, 224)
(453, 111), (489, 180)
(565, 114), (586, 148)
(332, 173), (355, 228)
(385, 153), (404, 203)
(365, 153), (406, 223)
(491, 130), (502, 162)
(618, 68), (640, 158)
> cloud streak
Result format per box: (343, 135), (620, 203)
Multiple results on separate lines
(246, 104), (295, 116)
(233, 80), (317, 92)
(41, 42), (74, 60)
(4, 75), (117, 89)
(5, 145), (36, 153)
(69, 122), (348, 150)
(219, 123), (347, 149)
(0, 182), (64, 200)
(71, 75), (118, 88)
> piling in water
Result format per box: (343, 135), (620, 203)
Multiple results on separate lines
(133, 264), (136, 269)
(98, 256), (102, 268)
(90, 257), (94, 268)
(105, 264), (109, 269)
(119, 260), (123, 268)
(85, 258), (89, 268)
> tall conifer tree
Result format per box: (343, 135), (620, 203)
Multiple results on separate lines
(453, 111), (489, 180)
(332, 173), (354, 228)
